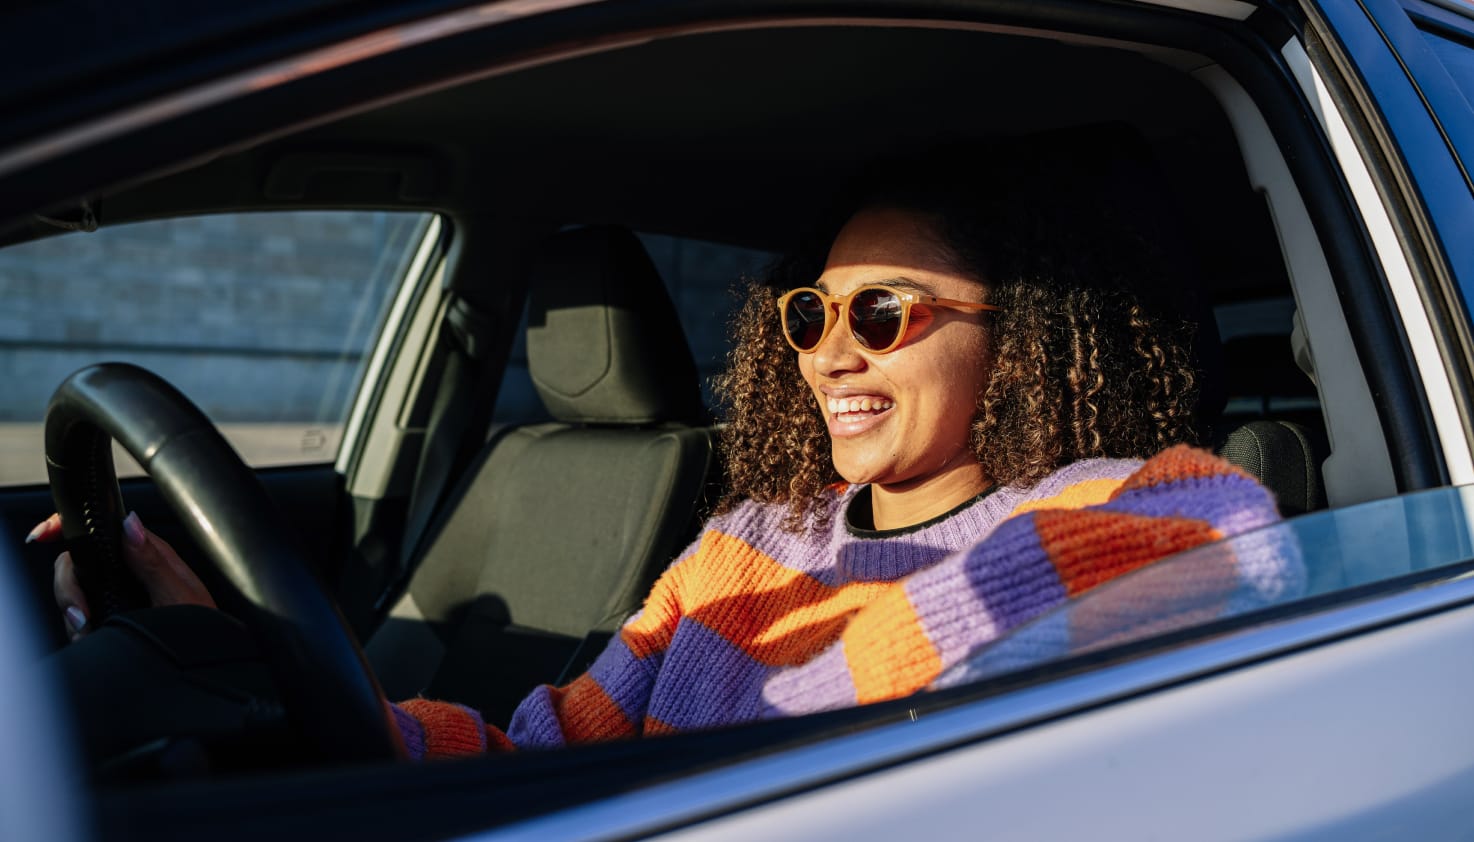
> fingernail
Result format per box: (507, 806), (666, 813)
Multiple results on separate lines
(65, 606), (88, 637)
(24, 521), (46, 544)
(122, 511), (146, 549)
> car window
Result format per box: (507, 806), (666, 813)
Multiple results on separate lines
(934, 483), (1474, 688)
(0, 210), (432, 485)
(493, 231), (776, 424)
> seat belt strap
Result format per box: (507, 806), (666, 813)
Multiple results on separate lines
(382, 296), (500, 612)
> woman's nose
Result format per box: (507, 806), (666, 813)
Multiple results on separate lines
(812, 311), (867, 377)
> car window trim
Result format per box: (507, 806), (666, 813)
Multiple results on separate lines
(1284, 38), (1474, 485)
(337, 213), (444, 477)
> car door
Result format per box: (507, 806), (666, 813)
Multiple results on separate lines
(1298, 0), (1474, 471)
(1, 209), (441, 645)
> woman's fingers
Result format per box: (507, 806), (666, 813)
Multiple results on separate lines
(39, 512), (217, 634)
(52, 551), (90, 641)
(26, 513), (62, 545)
(120, 512), (216, 609)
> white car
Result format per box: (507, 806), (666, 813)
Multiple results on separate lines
(3, 0), (1474, 839)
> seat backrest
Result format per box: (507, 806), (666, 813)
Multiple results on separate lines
(368, 226), (717, 724)
(1211, 324), (1330, 517)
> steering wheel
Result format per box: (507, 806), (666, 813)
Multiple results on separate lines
(44, 362), (403, 765)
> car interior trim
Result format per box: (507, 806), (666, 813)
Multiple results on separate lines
(337, 214), (443, 477)
(482, 555), (1474, 840)
(1283, 39), (1474, 485)
(346, 251), (450, 500)
(1194, 62), (1398, 505)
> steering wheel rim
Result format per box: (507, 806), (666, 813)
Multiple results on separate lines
(44, 362), (403, 765)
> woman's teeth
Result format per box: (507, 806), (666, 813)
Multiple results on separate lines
(827, 397), (894, 414)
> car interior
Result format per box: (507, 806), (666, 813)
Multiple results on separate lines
(0, 5), (1452, 838)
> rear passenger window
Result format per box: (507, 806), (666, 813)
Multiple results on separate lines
(0, 211), (432, 485)
(494, 232), (776, 424)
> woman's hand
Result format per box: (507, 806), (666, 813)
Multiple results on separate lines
(28, 512), (217, 641)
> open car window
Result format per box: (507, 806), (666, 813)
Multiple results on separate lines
(937, 484), (1474, 688)
(0, 211), (432, 485)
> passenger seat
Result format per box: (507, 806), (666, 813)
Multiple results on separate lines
(367, 226), (718, 726)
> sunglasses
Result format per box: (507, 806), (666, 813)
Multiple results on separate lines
(777, 284), (1003, 354)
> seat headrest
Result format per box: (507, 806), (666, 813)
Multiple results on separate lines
(526, 226), (707, 425)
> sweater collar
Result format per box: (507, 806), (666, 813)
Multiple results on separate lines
(843, 484), (998, 538)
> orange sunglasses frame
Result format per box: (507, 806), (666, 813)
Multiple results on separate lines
(776, 285), (1003, 354)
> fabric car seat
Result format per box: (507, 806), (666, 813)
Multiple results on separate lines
(1210, 323), (1330, 517)
(366, 226), (717, 726)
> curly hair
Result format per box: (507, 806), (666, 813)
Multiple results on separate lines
(713, 142), (1208, 531)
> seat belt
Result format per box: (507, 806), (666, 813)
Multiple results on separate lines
(378, 295), (501, 614)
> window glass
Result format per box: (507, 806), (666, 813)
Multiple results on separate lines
(0, 211), (432, 485)
(1214, 296), (1322, 430)
(493, 231), (777, 424)
(935, 484), (1474, 689)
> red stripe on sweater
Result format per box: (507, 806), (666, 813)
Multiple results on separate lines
(397, 699), (484, 759)
(1112, 444), (1251, 496)
(1034, 508), (1223, 597)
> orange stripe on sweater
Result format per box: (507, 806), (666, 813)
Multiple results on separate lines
(1007, 478), (1125, 517)
(398, 699), (485, 759)
(1034, 508), (1223, 597)
(1113, 444), (1249, 496)
(682, 531), (890, 666)
(621, 548), (693, 660)
(485, 727), (517, 753)
(842, 587), (942, 704)
(548, 673), (637, 744)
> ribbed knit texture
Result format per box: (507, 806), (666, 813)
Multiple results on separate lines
(394, 445), (1284, 759)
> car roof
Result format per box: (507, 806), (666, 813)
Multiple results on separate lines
(19, 19), (1286, 300)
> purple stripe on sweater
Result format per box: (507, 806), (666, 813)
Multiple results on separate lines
(644, 619), (771, 730)
(761, 642), (857, 717)
(585, 633), (660, 724)
(902, 561), (1001, 668)
(961, 513), (1070, 633)
(1101, 474), (1276, 533)
(505, 685), (568, 750)
(391, 703), (427, 762)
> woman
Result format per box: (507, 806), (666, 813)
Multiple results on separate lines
(37, 152), (1282, 757)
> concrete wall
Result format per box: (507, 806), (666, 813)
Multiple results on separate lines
(0, 211), (423, 423)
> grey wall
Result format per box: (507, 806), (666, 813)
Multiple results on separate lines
(0, 212), (424, 423)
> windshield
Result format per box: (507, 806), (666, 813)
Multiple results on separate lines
(935, 485), (1474, 687)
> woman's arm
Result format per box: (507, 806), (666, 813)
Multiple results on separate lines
(760, 445), (1290, 716)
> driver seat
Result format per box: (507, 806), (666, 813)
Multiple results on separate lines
(367, 226), (717, 726)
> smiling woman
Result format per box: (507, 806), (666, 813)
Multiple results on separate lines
(40, 140), (1291, 760)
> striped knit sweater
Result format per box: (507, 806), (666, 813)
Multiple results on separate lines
(393, 445), (1283, 759)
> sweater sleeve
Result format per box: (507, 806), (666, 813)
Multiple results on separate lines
(760, 445), (1289, 715)
(390, 535), (698, 760)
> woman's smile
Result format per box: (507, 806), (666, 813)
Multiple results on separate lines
(798, 205), (996, 527)
(824, 390), (896, 434)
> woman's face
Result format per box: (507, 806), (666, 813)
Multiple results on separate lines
(799, 206), (996, 499)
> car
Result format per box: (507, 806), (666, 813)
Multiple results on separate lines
(3, 0), (1474, 839)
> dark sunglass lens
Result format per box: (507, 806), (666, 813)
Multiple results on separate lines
(785, 291), (828, 350)
(850, 289), (904, 349)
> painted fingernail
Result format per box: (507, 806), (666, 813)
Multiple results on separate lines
(65, 605), (88, 637)
(122, 511), (146, 549)
(25, 521), (47, 544)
